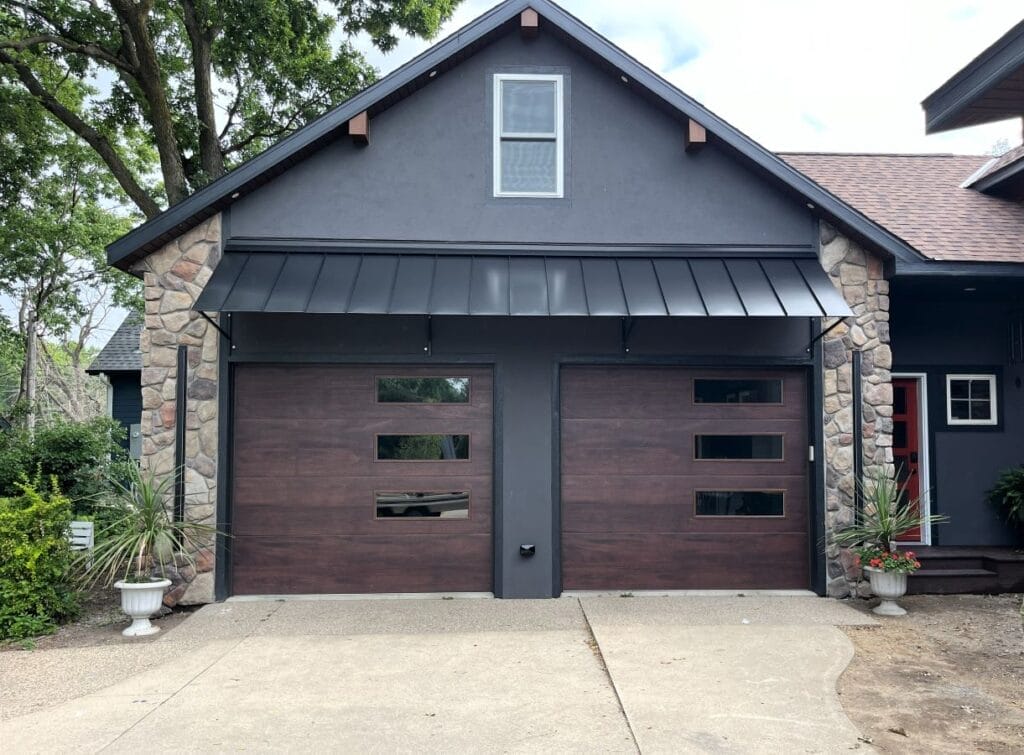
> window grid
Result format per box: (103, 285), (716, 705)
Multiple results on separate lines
(493, 73), (564, 198)
(945, 374), (998, 426)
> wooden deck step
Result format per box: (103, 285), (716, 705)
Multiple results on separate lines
(908, 568), (1000, 595)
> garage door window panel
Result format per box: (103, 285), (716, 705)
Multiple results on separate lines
(694, 434), (785, 461)
(375, 434), (470, 461)
(376, 491), (470, 519)
(376, 377), (470, 404)
(695, 490), (785, 517)
(693, 378), (783, 405)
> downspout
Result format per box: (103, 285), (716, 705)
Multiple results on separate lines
(173, 345), (187, 523)
(851, 350), (863, 514)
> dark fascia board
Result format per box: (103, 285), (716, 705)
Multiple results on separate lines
(970, 152), (1024, 195)
(84, 367), (141, 376)
(224, 237), (817, 257)
(894, 259), (1024, 278)
(107, 0), (926, 270)
(922, 18), (1024, 134)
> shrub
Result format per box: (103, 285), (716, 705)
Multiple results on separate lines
(987, 466), (1024, 528)
(0, 476), (79, 640)
(0, 418), (128, 514)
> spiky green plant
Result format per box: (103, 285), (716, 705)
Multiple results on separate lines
(833, 467), (948, 553)
(77, 464), (220, 588)
(987, 466), (1024, 528)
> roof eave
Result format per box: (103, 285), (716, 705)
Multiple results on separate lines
(922, 19), (1024, 134)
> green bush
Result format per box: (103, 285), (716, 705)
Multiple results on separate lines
(0, 418), (128, 513)
(988, 466), (1024, 528)
(0, 476), (79, 640)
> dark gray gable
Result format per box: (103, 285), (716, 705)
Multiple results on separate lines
(86, 315), (143, 374)
(107, 0), (925, 269)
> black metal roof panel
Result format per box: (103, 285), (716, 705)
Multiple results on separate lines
(86, 316), (143, 374)
(107, 0), (926, 271)
(194, 252), (852, 318)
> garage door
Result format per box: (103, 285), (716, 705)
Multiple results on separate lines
(231, 365), (493, 594)
(561, 367), (809, 590)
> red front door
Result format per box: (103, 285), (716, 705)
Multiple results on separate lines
(892, 378), (922, 542)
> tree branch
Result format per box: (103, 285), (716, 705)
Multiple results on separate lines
(0, 49), (161, 218)
(0, 34), (136, 73)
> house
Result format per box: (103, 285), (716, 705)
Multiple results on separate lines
(104, 0), (1023, 604)
(85, 315), (143, 459)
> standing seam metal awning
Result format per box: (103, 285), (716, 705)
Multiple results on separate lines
(194, 253), (851, 317)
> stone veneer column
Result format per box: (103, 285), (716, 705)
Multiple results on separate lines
(818, 222), (893, 598)
(133, 214), (222, 605)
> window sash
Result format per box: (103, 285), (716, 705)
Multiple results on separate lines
(945, 374), (998, 426)
(493, 73), (564, 197)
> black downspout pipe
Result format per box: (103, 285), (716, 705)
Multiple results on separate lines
(852, 350), (863, 514)
(173, 345), (187, 523)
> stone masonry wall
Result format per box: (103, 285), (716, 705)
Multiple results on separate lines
(133, 214), (222, 605)
(818, 222), (893, 597)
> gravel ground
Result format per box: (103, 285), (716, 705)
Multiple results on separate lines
(840, 594), (1024, 754)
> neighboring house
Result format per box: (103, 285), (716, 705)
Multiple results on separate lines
(85, 315), (143, 459)
(103, 0), (1023, 605)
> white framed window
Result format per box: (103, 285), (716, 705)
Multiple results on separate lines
(493, 73), (564, 198)
(945, 374), (998, 426)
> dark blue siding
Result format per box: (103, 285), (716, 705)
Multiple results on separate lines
(108, 373), (142, 450)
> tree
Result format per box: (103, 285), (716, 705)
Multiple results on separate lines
(0, 82), (141, 431)
(0, 0), (460, 218)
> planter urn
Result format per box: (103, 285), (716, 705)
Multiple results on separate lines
(862, 566), (908, 616)
(114, 579), (172, 637)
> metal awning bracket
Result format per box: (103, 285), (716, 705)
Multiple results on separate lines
(198, 310), (232, 343)
(805, 317), (847, 353)
(621, 316), (635, 353)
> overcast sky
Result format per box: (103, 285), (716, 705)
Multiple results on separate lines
(355, 0), (1023, 156)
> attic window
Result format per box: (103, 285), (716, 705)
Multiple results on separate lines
(493, 74), (564, 197)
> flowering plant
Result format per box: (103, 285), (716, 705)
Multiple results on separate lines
(855, 547), (922, 574)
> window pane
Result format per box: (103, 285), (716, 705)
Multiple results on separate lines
(970, 379), (991, 400)
(696, 491), (784, 517)
(501, 80), (556, 133)
(949, 380), (969, 399)
(893, 420), (907, 449)
(376, 434), (469, 461)
(893, 386), (907, 415)
(377, 377), (469, 403)
(500, 140), (557, 194)
(695, 434), (784, 460)
(694, 379), (782, 404)
(949, 399), (971, 420)
(970, 401), (991, 420)
(376, 492), (469, 519)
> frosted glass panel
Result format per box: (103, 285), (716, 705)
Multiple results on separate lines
(500, 141), (557, 194)
(501, 80), (556, 133)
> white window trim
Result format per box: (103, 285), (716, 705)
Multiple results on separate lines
(493, 73), (564, 198)
(945, 373), (998, 426)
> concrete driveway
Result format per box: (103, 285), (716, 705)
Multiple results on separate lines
(0, 595), (876, 753)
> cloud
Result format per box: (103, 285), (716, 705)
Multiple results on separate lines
(356, 0), (1023, 155)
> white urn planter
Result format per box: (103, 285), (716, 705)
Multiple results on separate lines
(114, 579), (172, 637)
(863, 566), (908, 616)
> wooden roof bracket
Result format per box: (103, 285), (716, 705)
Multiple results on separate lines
(684, 118), (707, 152)
(521, 8), (539, 38)
(348, 111), (369, 145)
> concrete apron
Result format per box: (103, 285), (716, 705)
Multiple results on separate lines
(0, 596), (875, 754)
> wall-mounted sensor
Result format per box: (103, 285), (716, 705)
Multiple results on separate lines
(520, 544), (536, 558)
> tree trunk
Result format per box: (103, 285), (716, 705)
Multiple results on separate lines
(181, 0), (224, 182)
(22, 310), (37, 435)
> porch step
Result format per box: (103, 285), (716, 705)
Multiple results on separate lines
(908, 568), (999, 595)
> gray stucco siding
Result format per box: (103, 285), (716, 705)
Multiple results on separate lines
(891, 294), (1024, 547)
(230, 31), (815, 248)
(228, 313), (815, 597)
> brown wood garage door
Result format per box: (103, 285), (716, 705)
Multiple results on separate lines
(561, 366), (809, 590)
(231, 365), (493, 594)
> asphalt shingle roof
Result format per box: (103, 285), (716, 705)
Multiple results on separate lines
(781, 152), (1024, 263)
(86, 316), (142, 374)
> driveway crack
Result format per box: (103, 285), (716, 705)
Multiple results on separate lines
(577, 598), (641, 754)
(96, 601), (285, 753)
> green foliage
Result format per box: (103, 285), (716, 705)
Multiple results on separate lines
(377, 377), (469, 403)
(1, 0), (462, 213)
(0, 417), (128, 512)
(833, 468), (949, 555)
(987, 466), (1024, 528)
(0, 476), (79, 640)
(80, 464), (220, 587)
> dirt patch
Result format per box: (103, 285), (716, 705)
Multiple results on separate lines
(840, 594), (1024, 754)
(1, 589), (194, 652)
